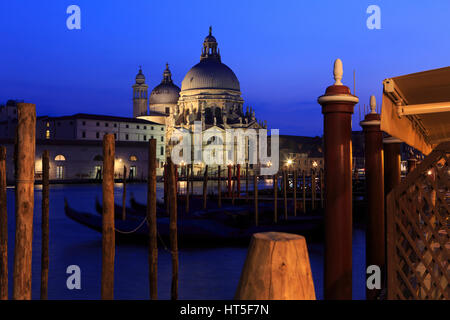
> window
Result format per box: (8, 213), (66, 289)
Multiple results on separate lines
(57, 122), (61, 126)
(45, 130), (50, 139)
(144, 126), (147, 130)
(126, 124), (129, 128)
(161, 136), (164, 142)
(82, 121), (86, 126)
(69, 121), (73, 125)
(129, 155), (137, 162)
(93, 155), (103, 161)
(129, 166), (137, 179)
(137, 125), (140, 129)
(143, 135), (146, 141)
(82, 131), (86, 138)
(126, 134), (129, 140)
(55, 155), (66, 161)
(96, 122), (100, 126)
(105, 123), (109, 127)
(114, 123), (117, 128)
(114, 133), (117, 140)
(56, 166), (64, 179)
(151, 126), (154, 130)
(165, 107), (170, 114)
(160, 146), (164, 155)
(46, 122), (49, 127)
(161, 127), (164, 131)
(151, 135), (154, 139)
(96, 132), (100, 139)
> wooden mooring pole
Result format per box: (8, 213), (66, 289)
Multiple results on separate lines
(217, 166), (221, 208)
(231, 165), (236, 205)
(13, 103), (36, 300)
(185, 163), (190, 214)
(311, 169), (316, 210)
(320, 169), (324, 209)
(283, 170), (287, 220)
(361, 97), (384, 300)
(40, 150), (50, 300)
(203, 165), (208, 210)
(167, 158), (178, 300)
(293, 170), (297, 216)
(227, 164), (232, 197)
(122, 166), (127, 221)
(318, 59), (358, 300)
(303, 170), (306, 214)
(254, 173), (258, 226)
(0, 147), (7, 300)
(148, 139), (158, 300)
(245, 163), (249, 202)
(235, 232), (316, 300)
(273, 173), (278, 224)
(101, 134), (115, 300)
(236, 164), (241, 198)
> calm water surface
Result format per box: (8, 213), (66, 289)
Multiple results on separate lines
(4, 182), (366, 299)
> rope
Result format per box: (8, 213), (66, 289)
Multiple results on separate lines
(114, 216), (147, 234)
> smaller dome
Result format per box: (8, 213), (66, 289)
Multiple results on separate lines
(135, 67), (145, 84)
(149, 64), (180, 105)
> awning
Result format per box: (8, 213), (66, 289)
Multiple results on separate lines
(380, 66), (450, 155)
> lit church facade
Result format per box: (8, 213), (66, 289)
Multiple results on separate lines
(0, 27), (266, 182)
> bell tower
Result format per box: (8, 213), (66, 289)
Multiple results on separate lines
(200, 26), (221, 62)
(132, 66), (149, 117)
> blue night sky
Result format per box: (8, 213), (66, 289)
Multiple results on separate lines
(0, 0), (449, 136)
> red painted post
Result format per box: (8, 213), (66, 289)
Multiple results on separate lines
(361, 96), (384, 300)
(318, 59), (358, 300)
(383, 136), (402, 197)
(236, 164), (241, 198)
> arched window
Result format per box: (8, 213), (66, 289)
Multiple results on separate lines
(55, 155), (66, 161)
(93, 155), (103, 161)
(129, 155), (138, 162)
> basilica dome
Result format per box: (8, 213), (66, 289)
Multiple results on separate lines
(149, 63), (180, 105)
(181, 27), (240, 92)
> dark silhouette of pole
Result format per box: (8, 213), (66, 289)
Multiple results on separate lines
(254, 174), (258, 226)
(0, 147), (7, 300)
(167, 158), (178, 300)
(40, 150), (50, 300)
(217, 165), (221, 208)
(283, 170), (288, 220)
(203, 165), (208, 210)
(185, 164), (190, 214)
(273, 173), (278, 223)
(361, 96), (384, 300)
(122, 166), (127, 221)
(303, 170), (306, 214)
(293, 170), (297, 216)
(147, 139), (157, 299)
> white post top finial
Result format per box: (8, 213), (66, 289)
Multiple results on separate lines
(370, 95), (376, 114)
(333, 59), (343, 85)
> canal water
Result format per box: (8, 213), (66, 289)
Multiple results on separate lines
(4, 182), (366, 299)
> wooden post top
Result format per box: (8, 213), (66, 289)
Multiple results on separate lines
(253, 232), (305, 242)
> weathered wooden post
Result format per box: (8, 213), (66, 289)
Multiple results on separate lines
(245, 163), (249, 202)
(235, 232), (316, 300)
(231, 165), (236, 205)
(122, 166), (127, 221)
(167, 158), (178, 300)
(311, 169), (316, 210)
(0, 147), (7, 300)
(101, 134), (115, 300)
(318, 59), (358, 299)
(303, 170), (306, 214)
(164, 164), (169, 215)
(203, 165), (208, 210)
(236, 164), (241, 198)
(227, 164), (232, 197)
(217, 165), (221, 208)
(254, 173), (258, 226)
(320, 169), (324, 209)
(13, 103), (36, 300)
(148, 139), (158, 300)
(361, 96), (385, 300)
(40, 150), (50, 300)
(273, 173), (278, 224)
(283, 170), (287, 220)
(293, 170), (297, 216)
(185, 163), (190, 214)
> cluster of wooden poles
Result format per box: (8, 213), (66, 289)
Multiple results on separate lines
(167, 163), (324, 226)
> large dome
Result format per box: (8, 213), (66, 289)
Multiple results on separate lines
(149, 63), (180, 105)
(181, 59), (240, 92)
